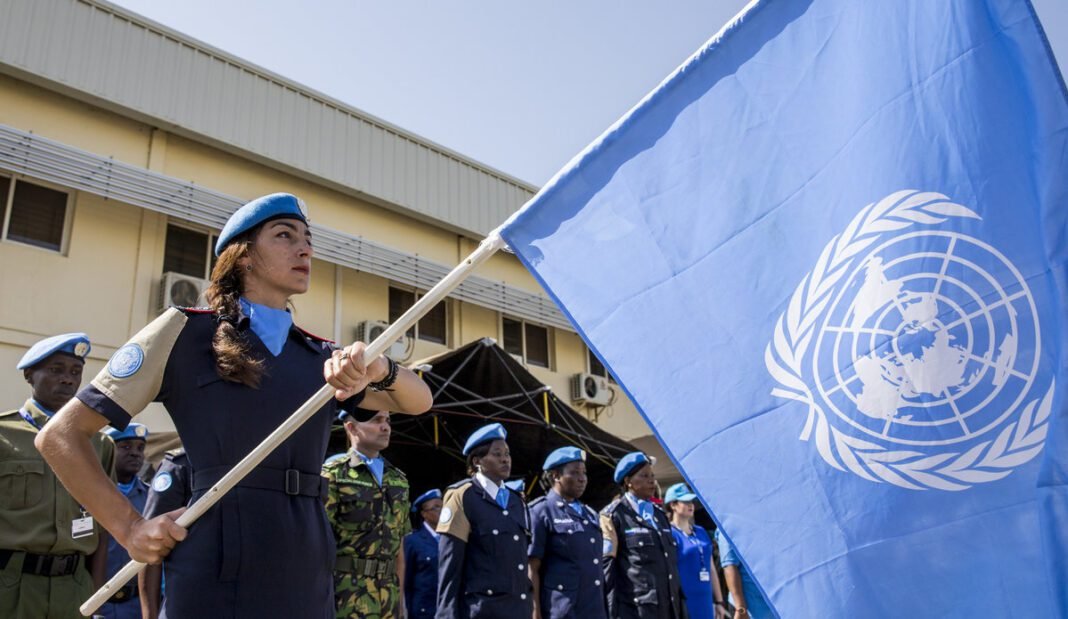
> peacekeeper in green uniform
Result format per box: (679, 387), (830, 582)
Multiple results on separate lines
(0, 333), (115, 619)
(323, 406), (411, 619)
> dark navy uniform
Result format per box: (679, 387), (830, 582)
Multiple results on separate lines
(528, 489), (608, 619)
(403, 523), (440, 618)
(139, 449), (193, 614)
(601, 496), (687, 619)
(97, 475), (148, 619)
(435, 477), (533, 618)
(76, 306), (365, 619)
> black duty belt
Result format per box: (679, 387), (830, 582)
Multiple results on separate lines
(0, 549), (82, 577)
(193, 465), (327, 498)
(334, 555), (395, 579)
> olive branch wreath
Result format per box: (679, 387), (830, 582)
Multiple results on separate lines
(764, 190), (1052, 491)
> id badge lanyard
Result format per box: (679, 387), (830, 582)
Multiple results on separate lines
(689, 529), (711, 582)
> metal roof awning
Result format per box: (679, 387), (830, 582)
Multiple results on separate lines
(332, 337), (637, 509)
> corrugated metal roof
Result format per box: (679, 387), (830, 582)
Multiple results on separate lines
(0, 0), (538, 237)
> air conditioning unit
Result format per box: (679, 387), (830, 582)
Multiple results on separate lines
(571, 372), (613, 406)
(158, 272), (209, 312)
(354, 320), (412, 361)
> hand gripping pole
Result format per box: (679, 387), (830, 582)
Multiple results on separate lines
(81, 233), (505, 616)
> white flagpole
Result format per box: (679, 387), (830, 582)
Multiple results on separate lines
(81, 232), (507, 616)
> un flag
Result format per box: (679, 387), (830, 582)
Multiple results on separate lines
(499, 0), (1067, 616)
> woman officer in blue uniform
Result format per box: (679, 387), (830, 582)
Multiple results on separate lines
(404, 488), (443, 619)
(664, 483), (727, 619)
(600, 452), (688, 619)
(37, 193), (433, 618)
(528, 446), (608, 619)
(436, 423), (534, 618)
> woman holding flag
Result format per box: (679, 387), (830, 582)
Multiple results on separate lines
(36, 193), (432, 618)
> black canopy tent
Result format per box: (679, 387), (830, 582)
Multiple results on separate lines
(328, 338), (637, 509)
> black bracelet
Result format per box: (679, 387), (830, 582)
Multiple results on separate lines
(369, 357), (398, 392)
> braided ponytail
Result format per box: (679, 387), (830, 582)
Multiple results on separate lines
(205, 236), (265, 387)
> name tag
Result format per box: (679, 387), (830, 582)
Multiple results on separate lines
(341, 479), (375, 487)
(72, 515), (94, 539)
(699, 569), (711, 582)
(623, 528), (647, 536)
(552, 518), (576, 525)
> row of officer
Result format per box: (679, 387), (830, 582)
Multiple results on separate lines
(406, 422), (693, 619)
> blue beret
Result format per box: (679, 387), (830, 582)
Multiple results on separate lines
(411, 489), (443, 512)
(542, 446), (586, 471)
(104, 422), (148, 442)
(613, 451), (651, 484)
(664, 482), (698, 504)
(463, 422), (507, 456)
(504, 479), (525, 493)
(337, 407), (381, 423)
(17, 333), (91, 370)
(214, 193), (309, 256)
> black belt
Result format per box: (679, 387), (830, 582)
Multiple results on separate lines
(192, 465), (327, 498)
(0, 549), (82, 577)
(334, 555), (395, 579)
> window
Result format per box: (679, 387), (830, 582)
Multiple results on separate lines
(388, 286), (448, 345)
(163, 224), (217, 279)
(0, 175), (71, 252)
(502, 316), (551, 368)
(587, 346), (617, 383)
(588, 347), (607, 377)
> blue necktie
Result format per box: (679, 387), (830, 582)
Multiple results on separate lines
(638, 500), (655, 525)
(569, 501), (585, 517)
(496, 487), (509, 509)
(359, 454), (384, 486)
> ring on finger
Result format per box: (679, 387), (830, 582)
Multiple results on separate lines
(338, 350), (350, 361)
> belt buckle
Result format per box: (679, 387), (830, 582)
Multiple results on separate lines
(285, 469), (300, 495)
(29, 555), (48, 576)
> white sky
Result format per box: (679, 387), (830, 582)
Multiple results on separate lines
(108, 0), (1068, 186)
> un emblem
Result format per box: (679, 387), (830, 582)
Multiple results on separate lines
(766, 190), (1053, 490)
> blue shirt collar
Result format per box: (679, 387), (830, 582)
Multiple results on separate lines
(30, 399), (55, 418)
(117, 479), (137, 496)
(239, 297), (293, 356)
(625, 492), (656, 523)
(354, 450), (385, 486)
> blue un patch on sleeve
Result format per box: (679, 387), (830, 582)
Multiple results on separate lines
(107, 344), (145, 378)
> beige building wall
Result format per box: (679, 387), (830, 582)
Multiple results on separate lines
(0, 72), (653, 443)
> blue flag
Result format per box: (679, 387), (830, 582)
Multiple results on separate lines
(500, 1), (1067, 616)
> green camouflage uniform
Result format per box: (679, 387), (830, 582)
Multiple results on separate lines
(323, 450), (410, 619)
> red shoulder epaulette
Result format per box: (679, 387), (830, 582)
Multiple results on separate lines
(295, 326), (335, 344)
